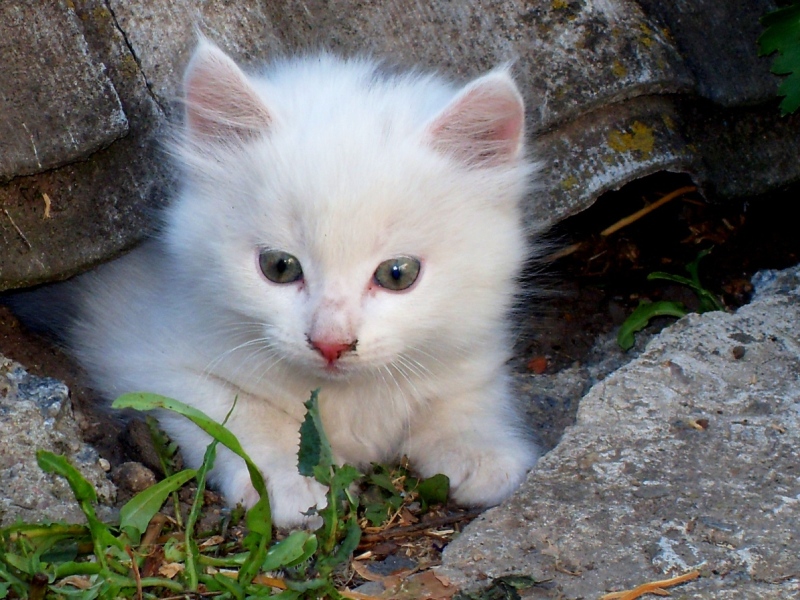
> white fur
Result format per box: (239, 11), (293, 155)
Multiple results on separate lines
(68, 41), (541, 527)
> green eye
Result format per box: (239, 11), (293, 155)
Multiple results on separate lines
(259, 249), (303, 284)
(374, 256), (421, 291)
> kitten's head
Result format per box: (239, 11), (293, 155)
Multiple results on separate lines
(167, 41), (537, 384)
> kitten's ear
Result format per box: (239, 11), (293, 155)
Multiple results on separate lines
(425, 70), (525, 167)
(183, 41), (272, 142)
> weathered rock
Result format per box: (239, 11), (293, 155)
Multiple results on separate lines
(0, 0), (170, 291)
(637, 0), (779, 106)
(111, 461), (157, 505)
(0, 2), (128, 182)
(107, 0), (692, 132)
(0, 354), (116, 526)
(688, 101), (800, 200)
(538, 95), (696, 222)
(440, 265), (800, 599)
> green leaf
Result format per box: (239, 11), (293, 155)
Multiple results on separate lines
(759, 4), (800, 55)
(239, 498), (271, 586)
(416, 473), (450, 509)
(772, 42), (800, 110)
(326, 516), (362, 567)
(162, 537), (184, 563)
(261, 531), (317, 572)
(146, 415), (184, 528)
(54, 561), (102, 578)
(36, 451), (97, 504)
(0, 563), (27, 599)
(211, 572), (245, 600)
(363, 502), (390, 526)
(778, 68), (800, 114)
(297, 389), (333, 477)
(759, 2), (800, 114)
(186, 439), (218, 592)
(118, 469), (197, 538)
(617, 300), (688, 351)
(1, 554), (35, 577)
(35, 451), (123, 572)
(646, 271), (694, 287)
(367, 471), (399, 495)
(113, 393), (271, 535)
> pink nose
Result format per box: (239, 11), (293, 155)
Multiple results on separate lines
(310, 339), (357, 364)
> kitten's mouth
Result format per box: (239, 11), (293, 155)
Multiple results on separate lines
(316, 361), (353, 380)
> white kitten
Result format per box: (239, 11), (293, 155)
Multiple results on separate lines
(67, 41), (540, 527)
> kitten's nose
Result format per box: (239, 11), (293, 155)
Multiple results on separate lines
(310, 339), (358, 364)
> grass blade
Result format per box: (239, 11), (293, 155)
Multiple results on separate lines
(617, 300), (688, 351)
(36, 451), (123, 572)
(114, 395), (268, 499)
(119, 469), (197, 539)
(185, 439), (218, 591)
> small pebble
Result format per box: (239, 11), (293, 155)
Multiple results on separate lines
(112, 461), (158, 494)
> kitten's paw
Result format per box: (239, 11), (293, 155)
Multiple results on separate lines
(269, 471), (329, 529)
(417, 438), (538, 508)
(222, 468), (328, 529)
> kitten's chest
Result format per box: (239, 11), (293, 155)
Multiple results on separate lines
(316, 383), (415, 466)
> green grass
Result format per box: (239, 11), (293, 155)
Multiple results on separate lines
(617, 248), (725, 351)
(0, 390), (449, 599)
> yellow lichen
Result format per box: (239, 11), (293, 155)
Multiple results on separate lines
(552, 0), (569, 9)
(119, 53), (140, 79)
(560, 175), (579, 191)
(638, 23), (654, 47)
(607, 121), (655, 157)
(612, 61), (628, 78)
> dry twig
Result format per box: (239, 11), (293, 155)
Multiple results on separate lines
(358, 509), (481, 546)
(601, 186), (697, 237)
(599, 570), (700, 600)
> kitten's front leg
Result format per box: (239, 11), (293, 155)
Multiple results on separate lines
(156, 385), (327, 528)
(403, 378), (538, 507)
(215, 444), (327, 528)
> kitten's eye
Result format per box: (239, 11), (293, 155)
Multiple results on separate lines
(373, 256), (421, 291)
(259, 249), (303, 284)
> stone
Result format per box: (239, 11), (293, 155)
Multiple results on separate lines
(111, 461), (158, 505)
(0, 354), (116, 526)
(0, 0), (170, 291)
(107, 0), (692, 132)
(537, 95), (696, 222)
(0, 2), (128, 181)
(637, 0), (779, 105)
(439, 265), (800, 598)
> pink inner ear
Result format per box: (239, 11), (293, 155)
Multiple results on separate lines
(184, 43), (272, 142)
(428, 73), (525, 167)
